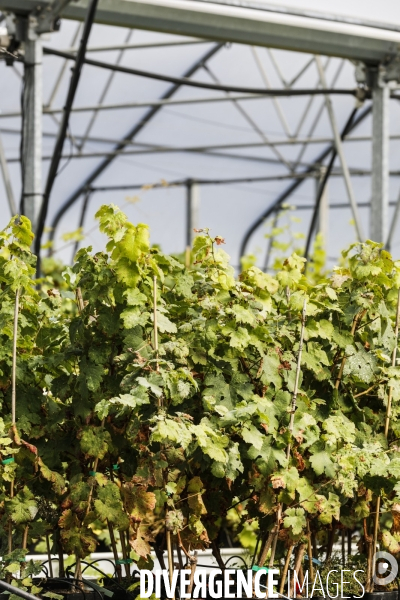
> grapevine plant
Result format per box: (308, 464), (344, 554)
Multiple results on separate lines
(1, 206), (400, 596)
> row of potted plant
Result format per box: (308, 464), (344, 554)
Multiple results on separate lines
(0, 206), (400, 600)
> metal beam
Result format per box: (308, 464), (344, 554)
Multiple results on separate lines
(315, 55), (364, 241)
(21, 26), (43, 234)
(186, 180), (199, 247)
(371, 71), (390, 243)
(67, 38), (207, 52)
(0, 90), (349, 118)
(4, 0), (400, 63)
(4, 126), (399, 149)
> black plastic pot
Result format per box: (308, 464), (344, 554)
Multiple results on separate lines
(33, 578), (101, 600)
(362, 592), (398, 600)
(100, 577), (139, 600)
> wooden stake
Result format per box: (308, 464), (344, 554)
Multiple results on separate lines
(307, 520), (314, 581)
(279, 543), (294, 595)
(22, 525), (29, 549)
(289, 543), (306, 597)
(166, 530), (175, 600)
(11, 288), (19, 426)
(153, 276), (159, 374)
(185, 246), (191, 269)
(75, 288), (85, 313)
(268, 505), (282, 568)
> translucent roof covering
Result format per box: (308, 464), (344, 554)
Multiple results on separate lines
(0, 1), (400, 271)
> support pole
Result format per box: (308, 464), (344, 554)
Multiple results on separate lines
(22, 24), (43, 234)
(186, 179), (199, 252)
(371, 71), (390, 243)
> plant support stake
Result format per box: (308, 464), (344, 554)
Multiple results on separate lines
(11, 289), (19, 426)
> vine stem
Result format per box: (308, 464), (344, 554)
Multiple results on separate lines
(108, 520), (122, 582)
(46, 533), (54, 578)
(372, 287), (400, 590)
(188, 551), (198, 598)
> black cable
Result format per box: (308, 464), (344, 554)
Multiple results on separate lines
(238, 104), (372, 264)
(71, 188), (91, 262)
(72, 578), (103, 600)
(224, 555), (248, 569)
(303, 106), (359, 267)
(78, 558), (117, 577)
(47, 43), (224, 255)
(38, 562), (50, 577)
(34, 0), (99, 277)
(66, 561), (138, 600)
(51, 577), (86, 600)
(43, 46), (360, 98)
